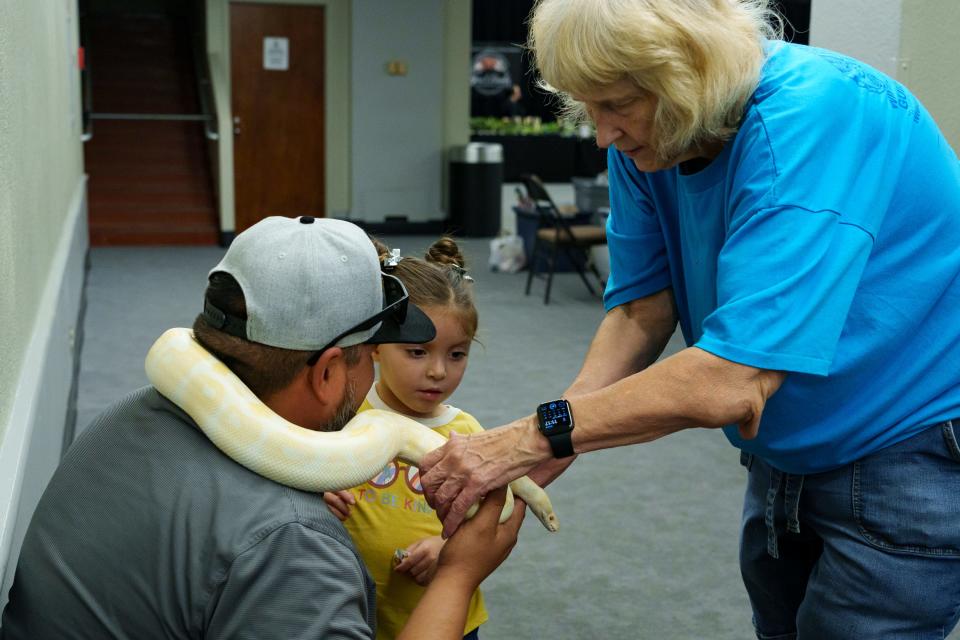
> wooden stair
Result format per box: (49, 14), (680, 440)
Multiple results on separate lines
(84, 10), (219, 245)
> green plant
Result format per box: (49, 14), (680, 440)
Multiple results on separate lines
(469, 116), (584, 137)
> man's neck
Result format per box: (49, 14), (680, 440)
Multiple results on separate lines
(265, 384), (323, 431)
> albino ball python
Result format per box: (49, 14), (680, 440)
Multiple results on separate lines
(145, 328), (559, 532)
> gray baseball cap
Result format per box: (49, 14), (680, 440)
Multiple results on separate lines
(203, 216), (435, 351)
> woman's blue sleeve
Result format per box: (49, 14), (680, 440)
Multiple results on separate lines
(603, 149), (673, 311)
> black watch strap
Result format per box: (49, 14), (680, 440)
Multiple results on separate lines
(548, 430), (575, 458)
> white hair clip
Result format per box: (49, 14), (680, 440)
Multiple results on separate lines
(452, 264), (474, 282)
(383, 248), (403, 269)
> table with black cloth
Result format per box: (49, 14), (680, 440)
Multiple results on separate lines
(471, 134), (607, 182)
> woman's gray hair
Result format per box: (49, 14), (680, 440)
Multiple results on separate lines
(529, 0), (783, 163)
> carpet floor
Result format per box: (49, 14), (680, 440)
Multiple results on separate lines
(77, 237), (758, 638)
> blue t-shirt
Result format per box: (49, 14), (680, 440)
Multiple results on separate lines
(605, 42), (960, 474)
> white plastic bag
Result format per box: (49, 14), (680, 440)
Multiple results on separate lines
(489, 233), (526, 273)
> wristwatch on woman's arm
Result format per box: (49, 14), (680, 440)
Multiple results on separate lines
(536, 399), (575, 458)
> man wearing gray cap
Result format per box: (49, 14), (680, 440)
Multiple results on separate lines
(1, 216), (523, 639)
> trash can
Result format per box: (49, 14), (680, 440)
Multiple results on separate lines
(448, 142), (503, 237)
(572, 175), (610, 214)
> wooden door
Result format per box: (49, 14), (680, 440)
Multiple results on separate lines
(231, 3), (325, 232)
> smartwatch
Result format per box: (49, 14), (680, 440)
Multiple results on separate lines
(536, 399), (575, 458)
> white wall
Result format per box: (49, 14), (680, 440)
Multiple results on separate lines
(0, 187), (88, 610)
(898, 0), (960, 151)
(809, 0), (903, 77)
(0, 0), (87, 607)
(350, 0), (445, 223)
(809, 0), (960, 151)
(441, 0), (472, 212)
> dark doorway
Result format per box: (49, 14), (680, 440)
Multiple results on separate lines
(80, 0), (219, 245)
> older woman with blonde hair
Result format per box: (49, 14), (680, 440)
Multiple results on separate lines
(422, 1), (960, 637)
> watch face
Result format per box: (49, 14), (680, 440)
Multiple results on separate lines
(538, 400), (573, 434)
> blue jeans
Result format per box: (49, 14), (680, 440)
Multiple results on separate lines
(463, 628), (479, 640)
(740, 420), (960, 639)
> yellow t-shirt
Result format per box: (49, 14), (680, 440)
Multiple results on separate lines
(344, 388), (488, 639)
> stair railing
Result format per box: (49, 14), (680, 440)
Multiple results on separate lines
(80, 17), (93, 143)
(192, 10), (218, 141)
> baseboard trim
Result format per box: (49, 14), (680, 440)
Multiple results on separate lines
(61, 249), (90, 453)
(0, 176), (89, 604)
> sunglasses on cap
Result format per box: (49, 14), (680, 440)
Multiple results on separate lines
(306, 272), (409, 365)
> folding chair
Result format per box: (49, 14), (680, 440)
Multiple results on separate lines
(520, 174), (607, 304)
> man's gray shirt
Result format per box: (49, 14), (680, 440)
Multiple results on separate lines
(1, 387), (377, 639)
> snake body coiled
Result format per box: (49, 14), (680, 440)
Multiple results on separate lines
(145, 328), (559, 532)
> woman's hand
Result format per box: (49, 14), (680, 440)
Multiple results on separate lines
(420, 419), (551, 538)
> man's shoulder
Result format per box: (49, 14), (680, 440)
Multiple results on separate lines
(73, 386), (355, 549)
(278, 488), (359, 548)
(220, 489), (365, 584)
(76, 385), (193, 440)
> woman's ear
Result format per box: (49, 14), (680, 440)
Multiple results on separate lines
(372, 345), (382, 363)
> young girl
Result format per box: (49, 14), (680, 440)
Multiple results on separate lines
(324, 236), (487, 640)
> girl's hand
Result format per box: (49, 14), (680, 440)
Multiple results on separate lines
(394, 535), (445, 586)
(322, 490), (356, 521)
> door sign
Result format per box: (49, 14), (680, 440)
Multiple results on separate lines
(263, 37), (289, 71)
